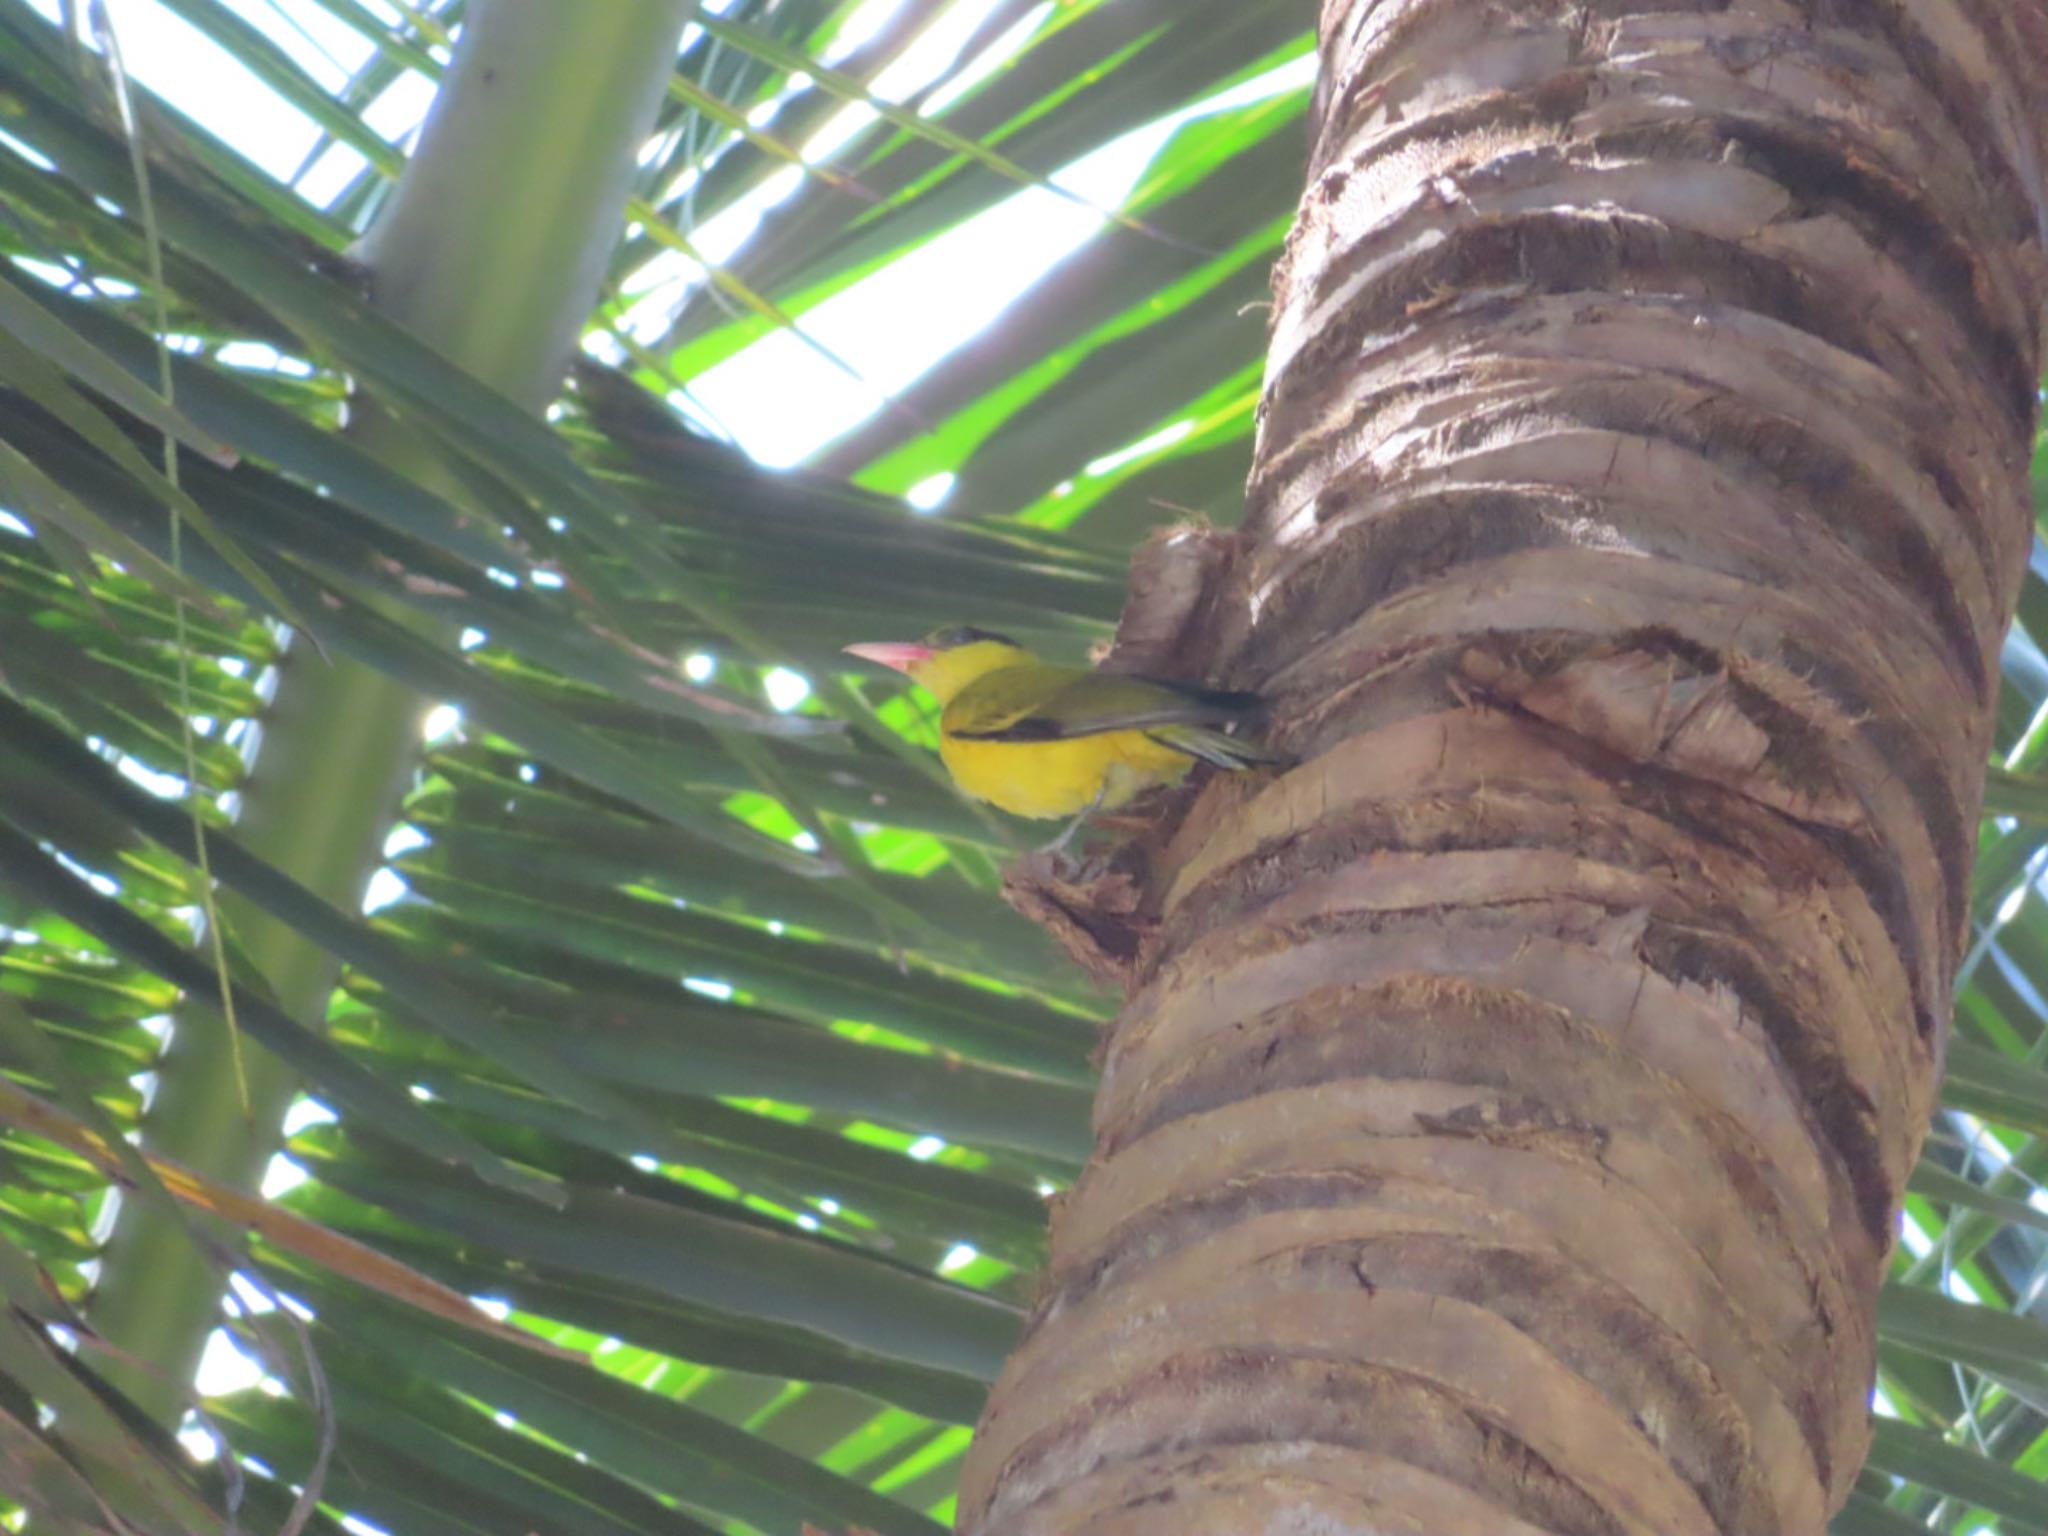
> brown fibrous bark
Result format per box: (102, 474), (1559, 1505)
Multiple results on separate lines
(968, 3), (2048, 1534)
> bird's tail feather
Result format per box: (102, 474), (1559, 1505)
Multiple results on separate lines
(1149, 723), (1292, 772)
(1152, 680), (1266, 722)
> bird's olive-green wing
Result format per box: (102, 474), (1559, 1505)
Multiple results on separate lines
(944, 665), (1261, 742)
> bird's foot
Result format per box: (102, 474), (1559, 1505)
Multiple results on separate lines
(1038, 816), (1091, 857)
(1037, 786), (1109, 857)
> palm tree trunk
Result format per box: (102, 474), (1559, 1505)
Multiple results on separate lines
(963, 3), (2048, 1531)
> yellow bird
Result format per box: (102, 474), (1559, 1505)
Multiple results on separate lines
(844, 626), (1283, 845)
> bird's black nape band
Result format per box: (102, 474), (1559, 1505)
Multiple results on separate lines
(925, 625), (1019, 650)
(948, 718), (1068, 742)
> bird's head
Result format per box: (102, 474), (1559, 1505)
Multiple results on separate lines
(844, 625), (1031, 704)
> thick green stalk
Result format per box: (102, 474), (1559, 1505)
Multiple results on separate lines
(87, 0), (698, 1424)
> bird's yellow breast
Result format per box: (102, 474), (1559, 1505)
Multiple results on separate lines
(937, 726), (1190, 820)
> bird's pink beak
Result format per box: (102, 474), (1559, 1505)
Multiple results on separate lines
(843, 642), (935, 674)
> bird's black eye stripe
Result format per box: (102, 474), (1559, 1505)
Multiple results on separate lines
(925, 625), (1018, 649)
